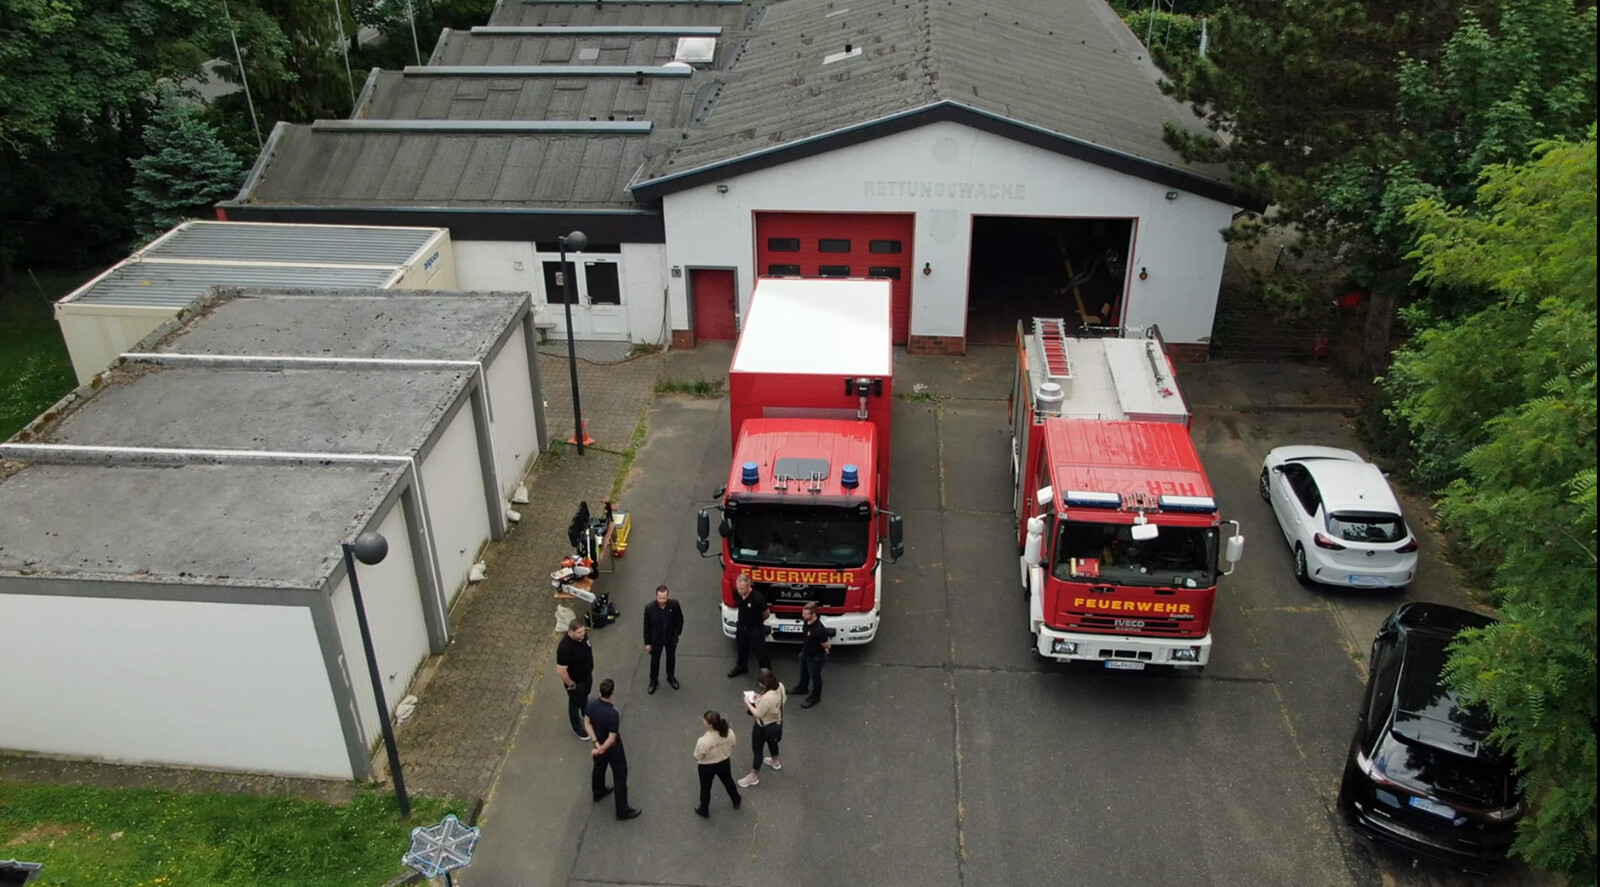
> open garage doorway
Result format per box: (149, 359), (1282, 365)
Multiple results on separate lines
(966, 216), (1134, 344)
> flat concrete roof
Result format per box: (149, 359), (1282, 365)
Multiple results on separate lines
(0, 461), (401, 588)
(26, 364), (474, 455)
(144, 288), (528, 363)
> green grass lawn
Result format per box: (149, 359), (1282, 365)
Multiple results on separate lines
(0, 271), (91, 439)
(0, 782), (464, 886)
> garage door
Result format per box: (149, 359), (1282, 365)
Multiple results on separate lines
(755, 212), (914, 344)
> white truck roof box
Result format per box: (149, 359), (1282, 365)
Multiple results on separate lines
(731, 278), (892, 377)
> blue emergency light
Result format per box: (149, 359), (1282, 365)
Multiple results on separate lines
(841, 464), (860, 490)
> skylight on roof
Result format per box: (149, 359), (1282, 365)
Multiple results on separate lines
(824, 46), (862, 65)
(675, 36), (716, 65)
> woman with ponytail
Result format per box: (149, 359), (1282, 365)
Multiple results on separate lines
(692, 710), (742, 818)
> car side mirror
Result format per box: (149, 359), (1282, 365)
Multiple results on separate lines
(888, 513), (904, 561)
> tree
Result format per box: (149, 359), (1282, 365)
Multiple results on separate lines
(130, 94), (246, 239)
(0, 0), (216, 274)
(1160, 0), (1594, 373)
(1392, 132), (1598, 882)
(350, 0), (495, 71)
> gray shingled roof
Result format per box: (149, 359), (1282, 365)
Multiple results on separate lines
(485, 2), (754, 30)
(355, 69), (695, 124)
(242, 124), (649, 209)
(234, 0), (1235, 212)
(634, 0), (1229, 194)
(434, 29), (715, 67)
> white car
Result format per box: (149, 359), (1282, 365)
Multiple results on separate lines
(1259, 446), (1417, 589)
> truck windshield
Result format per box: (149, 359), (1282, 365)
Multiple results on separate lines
(730, 503), (872, 568)
(1051, 521), (1218, 588)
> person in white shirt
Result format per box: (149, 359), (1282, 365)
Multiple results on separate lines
(738, 669), (786, 787)
(692, 710), (742, 818)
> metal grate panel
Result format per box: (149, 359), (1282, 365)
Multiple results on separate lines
(144, 222), (437, 265)
(69, 263), (397, 308)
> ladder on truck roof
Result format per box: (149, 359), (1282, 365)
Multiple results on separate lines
(1033, 317), (1073, 382)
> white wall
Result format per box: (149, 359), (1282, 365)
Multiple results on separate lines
(486, 323), (539, 493)
(56, 303), (182, 385)
(622, 242), (667, 347)
(452, 239), (668, 345)
(330, 503), (431, 751)
(420, 399), (493, 603)
(391, 229), (459, 291)
(454, 240), (537, 300)
(660, 120), (1236, 344)
(0, 593), (352, 778)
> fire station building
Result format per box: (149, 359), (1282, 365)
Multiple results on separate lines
(221, 0), (1244, 357)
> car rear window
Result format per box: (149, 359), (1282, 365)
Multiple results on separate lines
(1328, 511), (1407, 543)
(1375, 731), (1515, 807)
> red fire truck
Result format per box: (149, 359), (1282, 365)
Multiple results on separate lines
(696, 277), (904, 645)
(1011, 318), (1244, 670)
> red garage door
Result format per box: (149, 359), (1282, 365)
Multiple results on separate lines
(755, 212), (914, 344)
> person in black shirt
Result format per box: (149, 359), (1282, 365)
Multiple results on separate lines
(727, 573), (771, 678)
(790, 601), (831, 708)
(556, 619), (594, 740)
(642, 585), (685, 694)
(584, 678), (641, 820)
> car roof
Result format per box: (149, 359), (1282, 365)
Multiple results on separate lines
(1269, 445), (1365, 464)
(1295, 458), (1402, 515)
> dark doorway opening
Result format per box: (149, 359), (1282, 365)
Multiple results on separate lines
(965, 216), (1134, 344)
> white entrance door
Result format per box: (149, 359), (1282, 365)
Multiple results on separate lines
(542, 254), (627, 341)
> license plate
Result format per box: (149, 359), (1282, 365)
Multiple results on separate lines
(1104, 660), (1145, 671)
(1408, 796), (1457, 819)
(775, 624), (801, 634)
(1347, 575), (1386, 587)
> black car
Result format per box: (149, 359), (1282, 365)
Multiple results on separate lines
(1337, 602), (1523, 872)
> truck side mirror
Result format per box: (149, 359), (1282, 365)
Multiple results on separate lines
(888, 513), (904, 561)
(719, 518), (732, 539)
(1022, 516), (1046, 567)
(696, 509), (711, 555)
(1221, 521), (1245, 575)
(1035, 485), (1054, 508)
(712, 485), (726, 499)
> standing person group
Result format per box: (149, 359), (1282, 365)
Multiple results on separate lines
(557, 572), (836, 821)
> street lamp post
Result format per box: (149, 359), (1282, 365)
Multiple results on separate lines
(559, 230), (589, 455)
(342, 531), (411, 819)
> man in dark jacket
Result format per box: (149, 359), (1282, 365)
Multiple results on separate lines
(642, 585), (684, 694)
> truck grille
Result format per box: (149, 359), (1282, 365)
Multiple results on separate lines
(1070, 612), (1194, 635)
(754, 582), (848, 607)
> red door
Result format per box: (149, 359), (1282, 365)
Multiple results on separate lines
(755, 212), (914, 344)
(691, 269), (738, 341)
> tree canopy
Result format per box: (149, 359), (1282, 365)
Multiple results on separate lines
(1160, 0), (1595, 371)
(1393, 131), (1598, 883)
